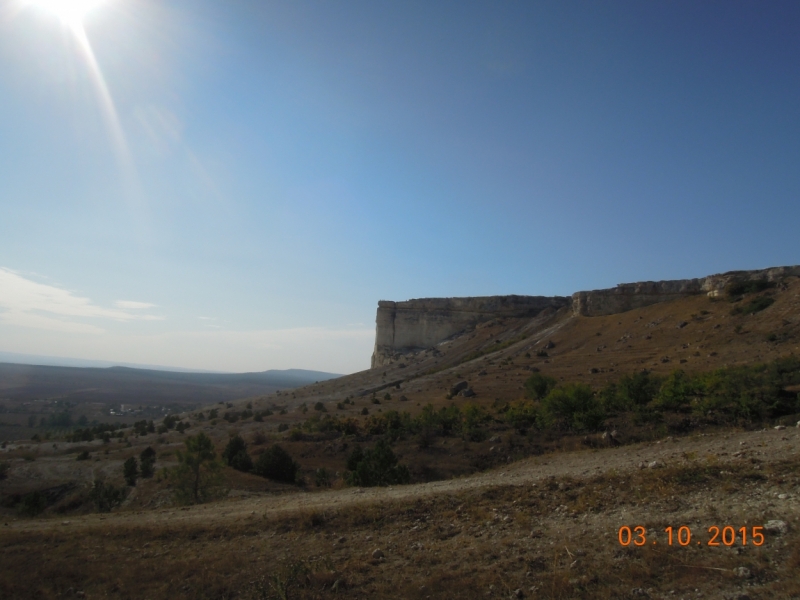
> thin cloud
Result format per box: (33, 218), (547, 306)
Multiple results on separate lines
(115, 300), (156, 310)
(0, 268), (163, 333)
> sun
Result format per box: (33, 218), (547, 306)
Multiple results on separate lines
(24, 0), (107, 27)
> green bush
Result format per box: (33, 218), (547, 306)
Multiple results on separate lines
(504, 400), (542, 430)
(731, 296), (775, 315)
(727, 279), (776, 297)
(541, 383), (605, 431)
(344, 440), (410, 487)
(254, 445), (298, 483)
(616, 371), (661, 409)
(653, 370), (694, 412)
(524, 373), (557, 400)
(222, 435), (253, 472)
(91, 479), (126, 513)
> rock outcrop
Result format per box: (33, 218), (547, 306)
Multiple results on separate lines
(371, 296), (569, 368)
(371, 265), (800, 368)
(571, 265), (800, 317)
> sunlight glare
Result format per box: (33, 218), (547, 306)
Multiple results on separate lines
(25, 0), (107, 27)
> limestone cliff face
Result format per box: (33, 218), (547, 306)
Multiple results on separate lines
(371, 265), (800, 368)
(371, 295), (569, 368)
(571, 265), (800, 317)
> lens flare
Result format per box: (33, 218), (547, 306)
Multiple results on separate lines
(17, 0), (138, 196)
(25, 0), (106, 27)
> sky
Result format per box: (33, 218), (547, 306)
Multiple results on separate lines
(0, 0), (798, 374)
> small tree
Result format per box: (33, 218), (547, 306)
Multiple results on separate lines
(222, 435), (253, 472)
(541, 383), (605, 431)
(524, 373), (557, 400)
(123, 457), (139, 486)
(172, 432), (224, 504)
(91, 479), (126, 513)
(140, 446), (156, 478)
(254, 445), (298, 483)
(345, 440), (410, 487)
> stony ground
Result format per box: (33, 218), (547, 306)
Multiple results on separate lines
(2, 425), (798, 600)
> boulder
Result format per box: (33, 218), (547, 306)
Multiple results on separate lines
(450, 381), (469, 396)
(764, 520), (789, 535)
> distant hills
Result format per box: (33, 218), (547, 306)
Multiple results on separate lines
(0, 351), (226, 372)
(0, 362), (341, 407)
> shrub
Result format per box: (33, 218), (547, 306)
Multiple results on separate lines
(504, 400), (542, 431)
(278, 423), (289, 432)
(653, 370), (693, 412)
(91, 479), (126, 513)
(345, 440), (410, 487)
(222, 435), (253, 472)
(313, 402), (327, 412)
(76, 450), (90, 461)
(524, 372), (557, 399)
(617, 371), (661, 409)
(727, 279), (776, 297)
(20, 491), (47, 516)
(731, 296), (775, 316)
(314, 467), (331, 487)
(253, 445), (298, 483)
(541, 383), (605, 431)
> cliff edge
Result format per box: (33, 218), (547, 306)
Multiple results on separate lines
(371, 265), (800, 368)
(371, 295), (569, 368)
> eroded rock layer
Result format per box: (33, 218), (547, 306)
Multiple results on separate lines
(371, 296), (569, 368)
(571, 265), (800, 317)
(371, 265), (800, 368)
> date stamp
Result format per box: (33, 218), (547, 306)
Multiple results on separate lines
(618, 525), (765, 547)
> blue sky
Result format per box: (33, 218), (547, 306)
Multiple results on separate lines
(1, 0), (798, 373)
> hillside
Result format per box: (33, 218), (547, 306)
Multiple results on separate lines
(1, 266), (799, 599)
